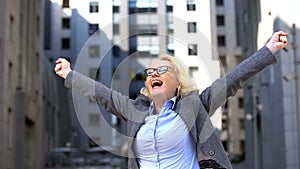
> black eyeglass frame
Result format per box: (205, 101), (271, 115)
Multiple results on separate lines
(144, 65), (173, 76)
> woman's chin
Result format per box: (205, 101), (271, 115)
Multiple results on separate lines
(150, 90), (168, 100)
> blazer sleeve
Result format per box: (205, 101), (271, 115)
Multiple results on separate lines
(64, 71), (147, 121)
(199, 46), (276, 116)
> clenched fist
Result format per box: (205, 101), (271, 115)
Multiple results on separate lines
(54, 58), (72, 79)
(266, 31), (288, 54)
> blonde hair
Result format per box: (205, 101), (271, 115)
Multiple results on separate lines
(140, 55), (198, 98)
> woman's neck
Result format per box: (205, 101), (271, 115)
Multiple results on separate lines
(153, 102), (163, 115)
(151, 94), (175, 115)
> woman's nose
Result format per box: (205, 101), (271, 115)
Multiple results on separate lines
(151, 70), (159, 77)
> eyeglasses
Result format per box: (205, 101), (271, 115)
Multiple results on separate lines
(144, 66), (172, 76)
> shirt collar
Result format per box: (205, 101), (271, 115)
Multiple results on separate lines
(149, 96), (177, 115)
(169, 96), (177, 109)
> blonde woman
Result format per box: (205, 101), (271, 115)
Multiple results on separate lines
(55, 31), (287, 169)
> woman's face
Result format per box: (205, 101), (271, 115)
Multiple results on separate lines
(145, 60), (179, 101)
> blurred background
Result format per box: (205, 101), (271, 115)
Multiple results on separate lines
(0, 0), (300, 168)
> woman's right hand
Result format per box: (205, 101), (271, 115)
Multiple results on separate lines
(54, 58), (72, 79)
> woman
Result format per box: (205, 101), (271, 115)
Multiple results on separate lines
(55, 31), (287, 169)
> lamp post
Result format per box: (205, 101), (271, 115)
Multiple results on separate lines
(283, 23), (300, 168)
(245, 81), (260, 169)
(290, 23), (300, 168)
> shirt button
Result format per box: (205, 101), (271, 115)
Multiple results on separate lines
(209, 150), (215, 156)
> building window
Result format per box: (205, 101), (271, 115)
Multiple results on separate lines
(62, 0), (69, 8)
(218, 35), (226, 47)
(88, 113), (101, 127)
(187, 22), (197, 33)
(129, 7), (157, 14)
(113, 6), (120, 13)
(238, 97), (244, 108)
(136, 24), (157, 35)
(240, 140), (245, 154)
(168, 49), (174, 55)
(239, 118), (245, 130)
(8, 61), (13, 89)
(222, 141), (228, 151)
(90, 1), (99, 13)
(9, 15), (14, 41)
(7, 108), (13, 149)
(166, 5), (173, 13)
(89, 67), (100, 80)
(62, 18), (70, 29)
(61, 38), (70, 49)
(187, 0), (196, 11)
(129, 36), (137, 54)
(189, 66), (198, 77)
(113, 46), (121, 57)
(188, 44), (197, 55)
(36, 52), (40, 74)
(224, 100), (228, 109)
(36, 15), (40, 36)
(216, 0), (224, 6)
(217, 15), (225, 26)
(89, 24), (99, 35)
(113, 24), (120, 35)
(168, 27), (174, 35)
(89, 45), (100, 58)
(34, 90), (39, 103)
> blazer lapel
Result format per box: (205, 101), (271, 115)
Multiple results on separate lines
(175, 92), (200, 139)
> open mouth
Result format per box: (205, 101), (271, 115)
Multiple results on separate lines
(151, 79), (163, 88)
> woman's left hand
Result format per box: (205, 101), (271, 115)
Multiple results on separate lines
(266, 31), (288, 54)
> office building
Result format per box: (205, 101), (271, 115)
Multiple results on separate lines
(236, 0), (300, 168)
(44, 0), (114, 151)
(213, 0), (246, 163)
(0, 0), (45, 168)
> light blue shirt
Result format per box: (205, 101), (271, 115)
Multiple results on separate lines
(135, 97), (200, 169)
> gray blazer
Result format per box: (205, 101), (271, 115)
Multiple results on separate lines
(65, 46), (276, 169)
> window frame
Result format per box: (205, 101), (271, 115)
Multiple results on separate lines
(187, 22), (197, 33)
(188, 44), (198, 55)
(89, 1), (99, 13)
